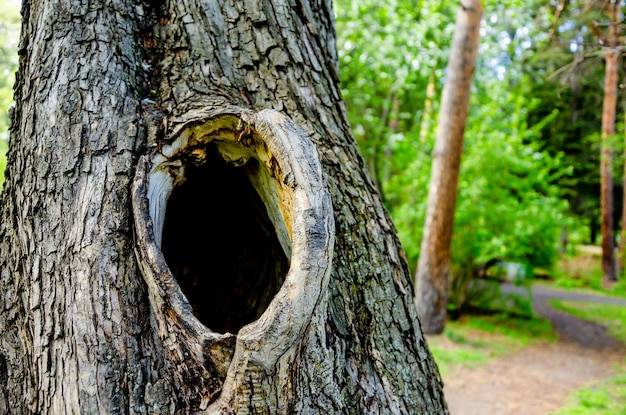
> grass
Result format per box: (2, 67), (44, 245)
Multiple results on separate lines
(544, 245), (626, 299)
(427, 312), (555, 375)
(540, 300), (626, 415)
(549, 371), (626, 415)
(429, 346), (489, 375)
(431, 301), (626, 415)
(430, 258), (626, 415)
(550, 300), (626, 345)
(431, 304), (626, 414)
(549, 298), (626, 414)
(460, 311), (556, 344)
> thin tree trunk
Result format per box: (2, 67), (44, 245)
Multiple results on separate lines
(419, 69), (437, 145)
(414, 0), (482, 334)
(600, 0), (619, 282)
(621, 94), (626, 275)
(0, 0), (447, 413)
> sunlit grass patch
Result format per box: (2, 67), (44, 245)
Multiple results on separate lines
(460, 312), (557, 345)
(549, 371), (626, 415)
(427, 313), (555, 375)
(429, 347), (488, 375)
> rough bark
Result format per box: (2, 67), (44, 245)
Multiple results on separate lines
(600, 1), (619, 282)
(414, 0), (482, 334)
(0, 0), (447, 414)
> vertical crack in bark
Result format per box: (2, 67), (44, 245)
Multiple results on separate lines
(131, 107), (334, 409)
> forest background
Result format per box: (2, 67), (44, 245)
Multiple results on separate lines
(0, 0), (623, 313)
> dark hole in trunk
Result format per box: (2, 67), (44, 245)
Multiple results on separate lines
(161, 145), (290, 334)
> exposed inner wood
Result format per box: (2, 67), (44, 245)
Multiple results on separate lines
(161, 145), (290, 334)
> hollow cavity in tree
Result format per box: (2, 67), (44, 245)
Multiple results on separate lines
(131, 108), (334, 409)
(161, 145), (290, 334)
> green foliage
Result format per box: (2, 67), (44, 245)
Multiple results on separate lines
(447, 269), (492, 317)
(452, 82), (569, 271)
(549, 372), (626, 415)
(335, 0), (572, 318)
(0, 0), (20, 190)
(0, 0), (19, 138)
(334, 0), (455, 195)
(397, 75), (569, 314)
(524, 2), (626, 244)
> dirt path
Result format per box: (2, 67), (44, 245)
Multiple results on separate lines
(503, 282), (626, 351)
(443, 342), (619, 415)
(441, 284), (625, 415)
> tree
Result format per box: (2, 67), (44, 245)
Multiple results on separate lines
(622, 95), (626, 273)
(597, 0), (621, 281)
(0, 0), (447, 414)
(414, 0), (483, 334)
(526, 1), (618, 247)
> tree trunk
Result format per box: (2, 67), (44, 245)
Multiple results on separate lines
(414, 0), (482, 334)
(600, 0), (619, 282)
(418, 68), (437, 145)
(0, 1), (447, 414)
(621, 93), (626, 275)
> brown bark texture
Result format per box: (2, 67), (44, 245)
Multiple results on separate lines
(414, 0), (482, 334)
(600, 1), (619, 282)
(0, 0), (447, 414)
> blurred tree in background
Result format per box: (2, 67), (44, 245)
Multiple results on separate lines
(415, 0), (483, 334)
(526, 0), (625, 246)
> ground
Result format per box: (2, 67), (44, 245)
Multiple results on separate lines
(435, 284), (626, 415)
